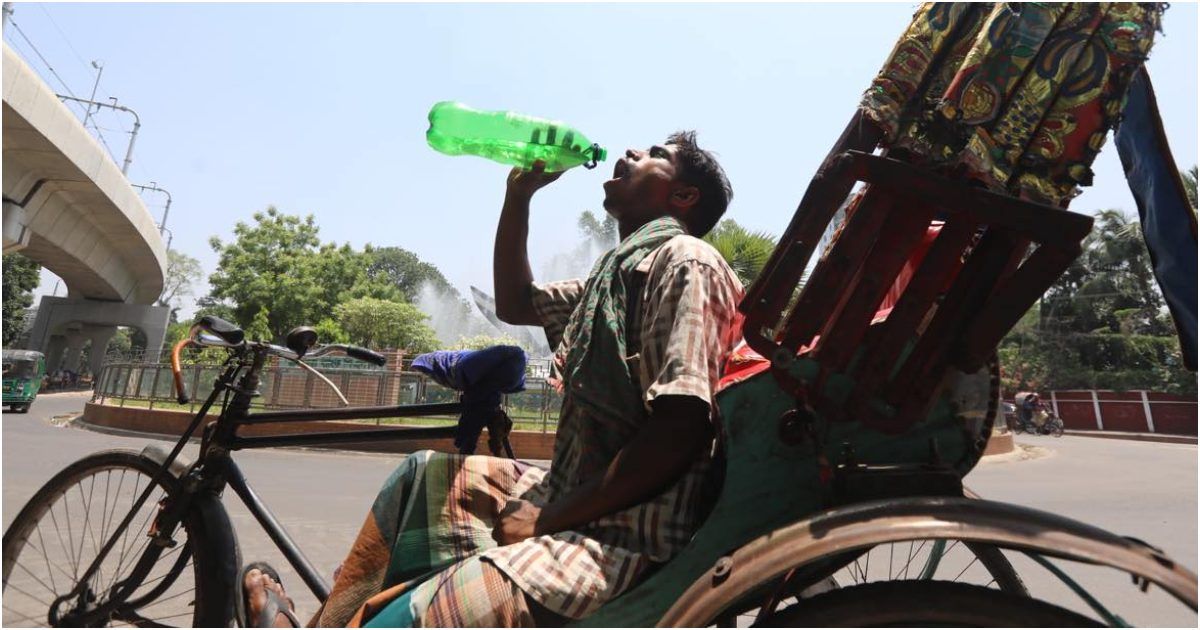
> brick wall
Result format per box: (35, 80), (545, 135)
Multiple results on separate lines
(1045, 390), (1197, 436)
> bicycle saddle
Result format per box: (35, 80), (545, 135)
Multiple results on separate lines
(197, 315), (245, 345)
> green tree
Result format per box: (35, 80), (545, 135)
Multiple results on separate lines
(1000, 209), (1192, 394)
(1043, 209), (1171, 336)
(2, 253), (40, 346)
(313, 318), (349, 345)
(703, 219), (778, 286)
(451, 333), (523, 351)
(364, 245), (455, 302)
(244, 306), (273, 343)
(578, 210), (618, 248)
(157, 250), (204, 317)
(334, 297), (438, 352)
(206, 207), (397, 341)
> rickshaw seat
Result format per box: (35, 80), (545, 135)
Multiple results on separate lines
(735, 149), (1092, 434)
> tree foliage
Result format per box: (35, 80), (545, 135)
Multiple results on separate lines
(334, 297), (438, 352)
(205, 207), (398, 340)
(2, 253), (40, 346)
(451, 333), (525, 352)
(703, 219), (778, 286)
(157, 249), (203, 315)
(542, 211), (619, 281)
(365, 245), (454, 302)
(999, 209), (1193, 394)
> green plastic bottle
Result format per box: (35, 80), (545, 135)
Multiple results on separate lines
(426, 101), (607, 172)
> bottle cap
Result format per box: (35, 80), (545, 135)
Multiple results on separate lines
(584, 143), (607, 169)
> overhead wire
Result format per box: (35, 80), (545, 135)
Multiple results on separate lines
(7, 15), (122, 163)
(37, 4), (90, 73)
(8, 19), (81, 102)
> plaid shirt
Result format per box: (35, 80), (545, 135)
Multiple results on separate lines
(482, 234), (744, 619)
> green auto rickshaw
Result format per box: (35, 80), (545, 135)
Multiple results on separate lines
(2, 349), (45, 413)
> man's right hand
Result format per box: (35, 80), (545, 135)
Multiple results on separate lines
(506, 160), (565, 199)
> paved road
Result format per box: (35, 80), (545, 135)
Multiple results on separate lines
(4, 393), (1196, 626)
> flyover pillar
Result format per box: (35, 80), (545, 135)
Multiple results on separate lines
(60, 331), (86, 374)
(86, 326), (118, 377)
(27, 296), (170, 365)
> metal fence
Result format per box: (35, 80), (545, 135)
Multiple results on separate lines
(91, 358), (564, 433)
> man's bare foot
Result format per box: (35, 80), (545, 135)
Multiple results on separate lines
(243, 568), (298, 628)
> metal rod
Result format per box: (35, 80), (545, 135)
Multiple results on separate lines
(131, 182), (172, 238)
(55, 94), (141, 174)
(244, 402), (463, 423)
(224, 459), (331, 601)
(82, 61), (103, 131)
(230, 426), (458, 450)
(293, 358), (348, 406)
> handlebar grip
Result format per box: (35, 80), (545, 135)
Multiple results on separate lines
(344, 345), (387, 367)
(170, 339), (192, 404)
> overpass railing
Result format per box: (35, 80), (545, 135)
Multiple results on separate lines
(91, 358), (564, 433)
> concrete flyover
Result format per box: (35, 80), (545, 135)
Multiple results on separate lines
(2, 43), (168, 374)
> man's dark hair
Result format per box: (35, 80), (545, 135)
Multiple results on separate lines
(667, 130), (732, 237)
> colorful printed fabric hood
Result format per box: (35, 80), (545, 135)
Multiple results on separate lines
(861, 2), (1163, 207)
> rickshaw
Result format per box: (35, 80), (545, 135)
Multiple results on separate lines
(2, 3), (1196, 627)
(2, 349), (45, 414)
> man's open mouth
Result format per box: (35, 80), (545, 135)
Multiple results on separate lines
(612, 159), (629, 180)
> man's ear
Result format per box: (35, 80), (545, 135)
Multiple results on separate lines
(670, 185), (700, 211)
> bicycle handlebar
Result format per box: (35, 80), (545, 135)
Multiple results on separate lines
(168, 326), (389, 405)
(170, 338), (194, 404)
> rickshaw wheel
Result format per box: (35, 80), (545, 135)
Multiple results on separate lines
(755, 580), (1101, 627)
(727, 538), (1025, 626)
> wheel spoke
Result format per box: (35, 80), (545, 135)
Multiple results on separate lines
(888, 542), (894, 580)
(898, 540), (930, 580)
(64, 483), (79, 580)
(137, 585), (196, 607)
(6, 456), (202, 629)
(23, 531), (77, 586)
(2, 604), (48, 626)
(953, 554), (981, 582)
(45, 495), (75, 581)
(12, 557), (59, 597)
(107, 475), (149, 594)
(136, 551), (188, 590)
(110, 504), (163, 593)
(4, 580), (52, 606)
(34, 523), (60, 593)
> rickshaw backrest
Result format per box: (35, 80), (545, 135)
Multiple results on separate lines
(739, 149), (1092, 434)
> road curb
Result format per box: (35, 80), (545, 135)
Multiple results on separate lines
(1063, 430), (1196, 445)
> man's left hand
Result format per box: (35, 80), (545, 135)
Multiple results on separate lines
(494, 499), (542, 546)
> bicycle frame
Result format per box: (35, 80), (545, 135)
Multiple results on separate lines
(53, 346), (477, 626)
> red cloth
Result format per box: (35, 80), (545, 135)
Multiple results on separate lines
(717, 222), (945, 391)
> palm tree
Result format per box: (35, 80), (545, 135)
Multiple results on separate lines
(703, 220), (779, 286)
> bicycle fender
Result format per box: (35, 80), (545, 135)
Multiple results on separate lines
(138, 445), (240, 627)
(188, 489), (241, 627)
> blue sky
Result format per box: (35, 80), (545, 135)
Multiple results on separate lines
(8, 2), (1197, 319)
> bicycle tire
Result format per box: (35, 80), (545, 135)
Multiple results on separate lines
(2, 449), (234, 627)
(757, 580), (1102, 627)
(1052, 421), (1065, 437)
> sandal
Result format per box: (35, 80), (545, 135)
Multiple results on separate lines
(236, 561), (301, 628)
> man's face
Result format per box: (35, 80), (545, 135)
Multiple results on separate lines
(602, 143), (686, 226)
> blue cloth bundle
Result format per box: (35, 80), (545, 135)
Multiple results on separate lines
(410, 345), (527, 453)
